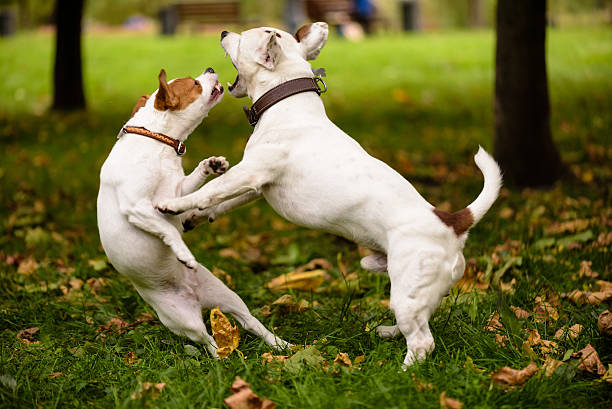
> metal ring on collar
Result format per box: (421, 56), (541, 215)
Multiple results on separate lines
(314, 77), (327, 94)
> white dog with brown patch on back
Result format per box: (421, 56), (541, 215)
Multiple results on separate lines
(157, 24), (502, 367)
(97, 68), (288, 356)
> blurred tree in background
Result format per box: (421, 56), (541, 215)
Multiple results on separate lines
(51, 0), (86, 111)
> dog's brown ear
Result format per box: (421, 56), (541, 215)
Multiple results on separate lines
(154, 69), (179, 110)
(130, 94), (150, 117)
(295, 22), (328, 60)
(256, 32), (282, 70)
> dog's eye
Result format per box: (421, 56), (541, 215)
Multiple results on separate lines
(194, 80), (200, 87)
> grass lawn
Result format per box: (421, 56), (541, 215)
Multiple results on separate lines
(0, 27), (611, 408)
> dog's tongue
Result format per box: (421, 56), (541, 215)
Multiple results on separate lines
(227, 74), (239, 92)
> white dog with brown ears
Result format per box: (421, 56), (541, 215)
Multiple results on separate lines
(97, 68), (288, 356)
(157, 24), (502, 367)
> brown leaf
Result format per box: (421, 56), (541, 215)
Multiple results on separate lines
(210, 307), (240, 359)
(265, 269), (330, 292)
(125, 351), (138, 365)
(333, 352), (352, 368)
(577, 261), (598, 279)
(212, 266), (234, 288)
(49, 372), (65, 378)
(86, 277), (107, 294)
(524, 329), (558, 355)
(545, 219), (590, 235)
(411, 374), (433, 392)
(17, 257), (38, 275)
(573, 344), (606, 376)
(554, 324), (583, 340)
(485, 312), (503, 332)
(261, 352), (289, 364)
(533, 297), (559, 322)
(224, 377), (275, 409)
(598, 310), (612, 336)
(17, 327), (40, 345)
(496, 334), (509, 347)
(440, 391), (463, 409)
(131, 382), (166, 400)
(295, 258), (334, 274)
(490, 362), (538, 387)
(511, 306), (530, 319)
(542, 357), (564, 377)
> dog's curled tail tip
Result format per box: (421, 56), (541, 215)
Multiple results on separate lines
(468, 146), (502, 226)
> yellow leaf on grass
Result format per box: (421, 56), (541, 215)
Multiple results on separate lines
(210, 307), (240, 359)
(265, 269), (330, 292)
(17, 257), (38, 275)
(440, 391), (463, 409)
(490, 362), (538, 388)
(130, 382), (166, 400)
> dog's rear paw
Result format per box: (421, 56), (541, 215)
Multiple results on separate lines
(376, 325), (401, 339)
(202, 156), (229, 175)
(156, 200), (183, 215)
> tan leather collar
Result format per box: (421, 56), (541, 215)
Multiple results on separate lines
(121, 126), (186, 155)
(243, 77), (327, 126)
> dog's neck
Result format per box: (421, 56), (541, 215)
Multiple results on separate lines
(125, 105), (205, 142)
(247, 61), (314, 101)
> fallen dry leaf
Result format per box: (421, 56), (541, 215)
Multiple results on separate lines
(294, 258), (333, 274)
(224, 377), (275, 409)
(210, 307), (240, 359)
(485, 312), (503, 332)
(17, 257), (38, 275)
(86, 277), (107, 294)
(49, 372), (65, 379)
(496, 334), (509, 347)
(440, 391), (463, 409)
(17, 327), (40, 345)
(542, 357), (564, 377)
(545, 219), (590, 235)
(261, 352), (289, 364)
(125, 351), (138, 365)
(573, 344), (606, 376)
(333, 352), (352, 368)
(524, 329), (558, 355)
(577, 260), (598, 279)
(269, 294), (313, 314)
(598, 310), (612, 336)
(554, 324), (583, 340)
(265, 269), (330, 292)
(533, 297), (559, 322)
(511, 306), (530, 319)
(565, 280), (612, 305)
(131, 382), (166, 400)
(212, 266), (234, 288)
(490, 362), (538, 388)
(411, 373), (433, 392)
(354, 355), (365, 365)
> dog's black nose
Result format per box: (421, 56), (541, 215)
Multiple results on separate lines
(205, 67), (215, 74)
(221, 30), (229, 40)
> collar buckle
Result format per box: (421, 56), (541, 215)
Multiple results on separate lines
(314, 77), (327, 94)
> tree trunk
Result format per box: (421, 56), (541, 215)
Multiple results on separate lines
(52, 0), (86, 111)
(494, 0), (563, 187)
(468, 0), (483, 27)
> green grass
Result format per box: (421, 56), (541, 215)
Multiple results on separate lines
(1, 27), (611, 408)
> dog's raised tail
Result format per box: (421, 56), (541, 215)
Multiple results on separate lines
(433, 146), (502, 236)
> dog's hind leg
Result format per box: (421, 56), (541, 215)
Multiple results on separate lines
(192, 264), (290, 350)
(139, 286), (219, 357)
(360, 251), (387, 273)
(376, 325), (401, 339)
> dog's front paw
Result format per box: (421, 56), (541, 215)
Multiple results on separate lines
(177, 255), (198, 270)
(201, 156), (229, 175)
(156, 199), (183, 215)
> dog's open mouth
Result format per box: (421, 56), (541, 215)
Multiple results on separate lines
(210, 82), (224, 100)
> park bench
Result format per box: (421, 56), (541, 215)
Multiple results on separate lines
(159, 1), (241, 35)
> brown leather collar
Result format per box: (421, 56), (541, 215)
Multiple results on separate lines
(121, 126), (186, 155)
(243, 77), (327, 126)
